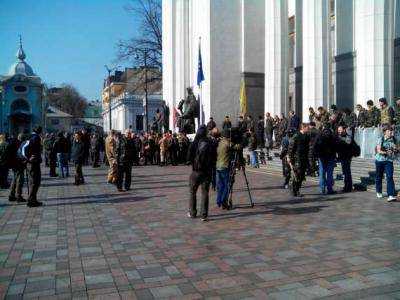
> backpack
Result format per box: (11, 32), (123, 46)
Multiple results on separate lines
(16, 140), (29, 164)
(193, 140), (210, 172)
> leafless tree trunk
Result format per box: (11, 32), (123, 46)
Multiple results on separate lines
(116, 0), (162, 69)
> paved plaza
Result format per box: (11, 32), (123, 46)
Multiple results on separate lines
(0, 164), (400, 299)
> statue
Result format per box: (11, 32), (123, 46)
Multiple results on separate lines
(177, 87), (199, 134)
(160, 101), (170, 133)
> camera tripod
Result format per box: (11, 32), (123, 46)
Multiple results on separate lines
(227, 151), (254, 209)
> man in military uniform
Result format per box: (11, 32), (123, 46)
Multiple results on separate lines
(280, 128), (296, 189)
(307, 122), (319, 176)
(25, 126), (43, 207)
(287, 123), (309, 197)
(379, 97), (395, 126)
(394, 97), (400, 126)
(364, 100), (380, 127)
(105, 130), (117, 184)
(355, 104), (367, 127)
(90, 133), (101, 168)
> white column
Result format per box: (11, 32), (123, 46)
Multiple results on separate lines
(302, 0), (330, 120)
(396, 0), (400, 38)
(355, 0), (394, 105)
(162, 0), (175, 130)
(294, 0), (303, 116)
(175, 0), (190, 103)
(264, 0), (289, 117)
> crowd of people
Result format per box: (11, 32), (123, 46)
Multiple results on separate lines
(0, 97), (398, 219)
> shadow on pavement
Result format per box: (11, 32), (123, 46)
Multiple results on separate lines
(210, 205), (328, 220)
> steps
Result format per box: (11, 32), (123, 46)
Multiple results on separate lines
(246, 149), (400, 193)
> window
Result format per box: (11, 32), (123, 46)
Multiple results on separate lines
(51, 119), (60, 125)
(11, 99), (30, 112)
(13, 85), (28, 93)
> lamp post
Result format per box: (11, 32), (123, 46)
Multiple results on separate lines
(134, 49), (149, 132)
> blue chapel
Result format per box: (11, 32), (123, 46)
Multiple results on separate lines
(0, 39), (45, 136)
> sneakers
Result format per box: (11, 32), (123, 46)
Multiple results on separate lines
(388, 196), (397, 202)
(187, 212), (196, 219)
(201, 217), (208, 222)
(376, 193), (383, 198)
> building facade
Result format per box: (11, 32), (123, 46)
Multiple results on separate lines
(163, 0), (400, 126)
(102, 68), (164, 133)
(0, 41), (45, 135)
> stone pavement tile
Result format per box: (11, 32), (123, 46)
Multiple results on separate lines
(297, 285), (334, 298)
(134, 288), (154, 300)
(150, 285), (183, 298)
(256, 270), (288, 281)
(333, 278), (367, 292)
(366, 271), (400, 285)
(84, 274), (114, 285)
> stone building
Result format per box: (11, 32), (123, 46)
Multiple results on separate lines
(102, 68), (164, 133)
(0, 40), (45, 135)
(163, 0), (400, 126)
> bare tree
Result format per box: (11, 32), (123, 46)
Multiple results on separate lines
(47, 84), (88, 118)
(116, 0), (162, 69)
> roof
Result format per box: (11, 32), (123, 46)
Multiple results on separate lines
(46, 105), (73, 118)
(7, 39), (36, 77)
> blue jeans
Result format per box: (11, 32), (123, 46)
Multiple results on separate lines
(340, 158), (352, 192)
(250, 151), (259, 167)
(319, 159), (335, 194)
(57, 153), (69, 178)
(375, 160), (395, 196)
(216, 168), (230, 206)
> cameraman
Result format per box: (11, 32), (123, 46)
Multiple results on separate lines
(375, 126), (398, 202)
(187, 125), (216, 221)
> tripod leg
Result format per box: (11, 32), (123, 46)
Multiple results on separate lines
(242, 168), (254, 207)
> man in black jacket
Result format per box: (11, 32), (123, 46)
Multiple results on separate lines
(25, 126), (43, 207)
(116, 130), (135, 191)
(314, 126), (337, 195)
(336, 125), (353, 193)
(187, 125), (216, 221)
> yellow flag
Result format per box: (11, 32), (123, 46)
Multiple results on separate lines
(240, 79), (247, 115)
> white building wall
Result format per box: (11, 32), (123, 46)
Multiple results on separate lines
(162, 0), (175, 128)
(209, 0), (242, 124)
(242, 0), (265, 73)
(355, 0), (394, 105)
(302, 0), (330, 120)
(264, 0), (289, 116)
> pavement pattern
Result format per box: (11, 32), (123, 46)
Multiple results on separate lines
(0, 164), (399, 299)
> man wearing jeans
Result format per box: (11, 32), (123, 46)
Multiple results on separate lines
(375, 126), (398, 202)
(314, 127), (337, 195)
(216, 129), (231, 209)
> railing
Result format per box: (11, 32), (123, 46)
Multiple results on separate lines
(354, 127), (400, 159)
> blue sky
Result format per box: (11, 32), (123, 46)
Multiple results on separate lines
(0, 0), (140, 101)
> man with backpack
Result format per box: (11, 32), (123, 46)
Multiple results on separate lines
(187, 125), (216, 221)
(8, 133), (28, 202)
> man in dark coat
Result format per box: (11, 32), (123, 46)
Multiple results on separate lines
(116, 130), (135, 191)
(256, 116), (265, 149)
(25, 126), (43, 207)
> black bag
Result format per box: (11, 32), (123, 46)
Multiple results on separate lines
(351, 141), (361, 157)
(193, 140), (210, 172)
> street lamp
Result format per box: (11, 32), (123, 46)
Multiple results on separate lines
(104, 65), (119, 132)
(134, 49), (149, 132)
